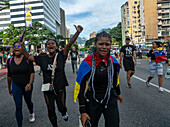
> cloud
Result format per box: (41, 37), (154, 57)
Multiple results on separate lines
(60, 0), (127, 39)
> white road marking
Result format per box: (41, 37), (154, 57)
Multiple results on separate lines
(0, 77), (4, 80)
(133, 75), (170, 94)
(79, 116), (83, 127)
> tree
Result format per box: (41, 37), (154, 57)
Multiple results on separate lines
(3, 24), (22, 45)
(2, 21), (55, 46)
(0, 31), (3, 44)
(85, 37), (95, 48)
(100, 22), (122, 46)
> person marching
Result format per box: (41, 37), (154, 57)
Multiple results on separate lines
(119, 37), (137, 88)
(74, 31), (123, 127)
(68, 46), (80, 73)
(146, 41), (168, 92)
(20, 25), (83, 127)
(7, 41), (35, 127)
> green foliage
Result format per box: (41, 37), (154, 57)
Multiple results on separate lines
(80, 47), (88, 51)
(85, 38), (95, 48)
(72, 41), (78, 50)
(1, 21), (55, 46)
(85, 22), (122, 48)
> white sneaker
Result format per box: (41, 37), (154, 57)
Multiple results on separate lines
(29, 113), (35, 122)
(159, 87), (164, 92)
(62, 112), (68, 121)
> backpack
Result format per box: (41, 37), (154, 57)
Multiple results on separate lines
(9, 56), (29, 66)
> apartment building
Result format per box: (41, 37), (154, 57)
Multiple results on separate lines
(121, 2), (129, 45)
(157, 0), (170, 41)
(90, 31), (97, 39)
(143, 0), (158, 42)
(128, 0), (141, 45)
(9, 0), (60, 34)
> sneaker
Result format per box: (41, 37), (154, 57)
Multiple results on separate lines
(62, 112), (68, 121)
(127, 83), (131, 88)
(159, 87), (164, 92)
(29, 113), (35, 122)
(146, 81), (150, 87)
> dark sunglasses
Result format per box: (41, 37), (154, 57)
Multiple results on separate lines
(14, 45), (21, 48)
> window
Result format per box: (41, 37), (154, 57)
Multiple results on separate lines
(133, 21), (136, 23)
(0, 18), (10, 21)
(133, 25), (136, 28)
(134, 1), (137, 4)
(158, 13), (162, 16)
(132, 11), (136, 14)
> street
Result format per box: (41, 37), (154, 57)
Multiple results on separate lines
(0, 59), (170, 127)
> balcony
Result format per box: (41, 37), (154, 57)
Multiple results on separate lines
(158, 16), (162, 19)
(158, 22), (162, 25)
(158, 10), (162, 13)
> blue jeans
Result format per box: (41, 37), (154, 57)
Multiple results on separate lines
(12, 82), (34, 127)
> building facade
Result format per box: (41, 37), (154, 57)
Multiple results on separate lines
(60, 8), (66, 38)
(128, 0), (141, 45)
(90, 31), (97, 39)
(9, 0), (60, 34)
(143, 0), (158, 42)
(0, 9), (11, 31)
(121, 2), (129, 45)
(157, 0), (170, 42)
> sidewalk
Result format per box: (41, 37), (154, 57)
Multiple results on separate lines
(0, 68), (7, 76)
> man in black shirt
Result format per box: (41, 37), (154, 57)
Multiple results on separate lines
(69, 46), (80, 73)
(120, 37), (137, 88)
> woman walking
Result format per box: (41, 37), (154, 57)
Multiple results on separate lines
(20, 25), (83, 127)
(7, 41), (35, 127)
(146, 41), (167, 91)
(74, 31), (123, 127)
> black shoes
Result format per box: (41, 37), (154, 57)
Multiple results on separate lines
(127, 83), (131, 88)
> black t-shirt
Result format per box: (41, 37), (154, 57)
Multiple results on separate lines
(147, 49), (156, 60)
(120, 45), (135, 60)
(70, 51), (78, 61)
(78, 61), (121, 113)
(34, 51), (69, 91)
(7, 56), (35, 88)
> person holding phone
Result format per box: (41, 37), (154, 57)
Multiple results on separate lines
(74, 31), (123, 127)
(20, 25), (83, 127)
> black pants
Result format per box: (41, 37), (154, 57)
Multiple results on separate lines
(71, 60), (77, 72)
(44, 88), (67, 127)
(85, 89), (120, 127)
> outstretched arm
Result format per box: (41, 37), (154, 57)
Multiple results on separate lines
(20, 37), (35, 62)
(63, 25), (83, 56)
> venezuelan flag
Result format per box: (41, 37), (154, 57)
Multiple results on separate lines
(153, 48), (168, 63)
(74, 54), (120, 102)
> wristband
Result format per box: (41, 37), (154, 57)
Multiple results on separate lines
(29, 82), (32, 85)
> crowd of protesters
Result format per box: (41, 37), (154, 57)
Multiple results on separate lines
(1, 24), (170, 127)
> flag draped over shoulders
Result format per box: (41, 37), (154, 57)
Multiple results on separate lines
(74, 54), (120, 102)
(153, 48), (168, 63)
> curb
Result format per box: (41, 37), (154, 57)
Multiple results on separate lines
(0, 72), (7, 76)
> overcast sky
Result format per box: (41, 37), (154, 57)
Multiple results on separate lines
(60, 0), (127, 39)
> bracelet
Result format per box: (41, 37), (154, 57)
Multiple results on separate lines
(29, 82), (32, 85)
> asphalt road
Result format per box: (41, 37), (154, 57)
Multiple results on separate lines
(0, 58), (170, 127)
